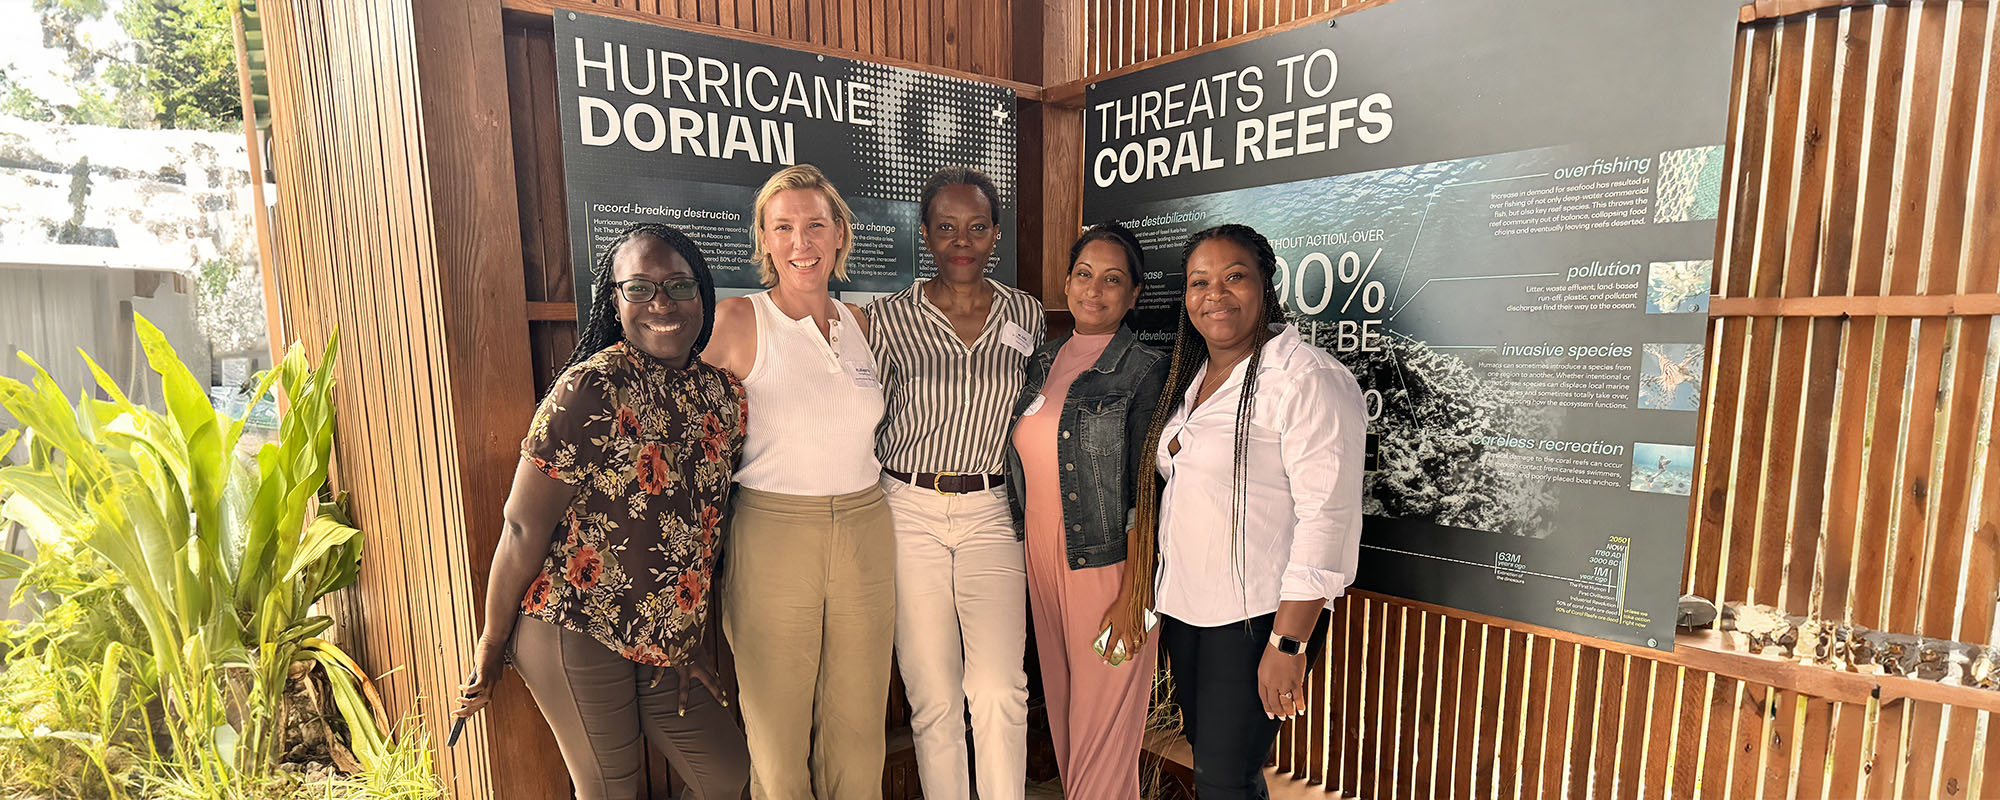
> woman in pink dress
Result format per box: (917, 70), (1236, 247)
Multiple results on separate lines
(1002, 222), (1169, 798)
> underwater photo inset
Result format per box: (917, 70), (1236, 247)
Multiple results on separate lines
(1654, 145), (1724, 223)
(1629, 442), (1696, 496)
(1647, 260), (1713, 314)
(1639, 343), (1704, 410)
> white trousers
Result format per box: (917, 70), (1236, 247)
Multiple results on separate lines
(880, 474), (1028, 800)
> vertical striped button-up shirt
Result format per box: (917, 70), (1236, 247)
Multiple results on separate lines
(868, 277), (1046, 474)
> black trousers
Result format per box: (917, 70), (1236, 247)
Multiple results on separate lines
(1161, 610), (1330, 800)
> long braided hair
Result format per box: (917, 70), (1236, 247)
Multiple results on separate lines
(1114, 224), (1284, 644)
(559, 222), (719, 385)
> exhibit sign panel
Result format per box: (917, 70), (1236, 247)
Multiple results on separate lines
(555, 11), (1019, 305)
(1084, 0), (1740, 650)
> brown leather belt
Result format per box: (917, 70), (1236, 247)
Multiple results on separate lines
(885, 470), (1006, 495)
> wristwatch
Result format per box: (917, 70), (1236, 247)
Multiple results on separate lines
(1268, 632), (1306, 656)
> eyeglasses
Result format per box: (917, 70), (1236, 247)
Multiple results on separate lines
(615, 277), (699, 303)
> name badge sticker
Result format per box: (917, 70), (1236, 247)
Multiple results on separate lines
(1024, 393), (1047, 416)
(843, 361), (881, 389)
(1000, 321), (1035, 356)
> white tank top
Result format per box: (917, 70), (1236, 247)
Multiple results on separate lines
(734, 291), (887, 495)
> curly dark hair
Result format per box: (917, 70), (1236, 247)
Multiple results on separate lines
(562, 222), (718, 382)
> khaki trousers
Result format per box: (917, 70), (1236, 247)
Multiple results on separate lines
(723, 485), (896, 800)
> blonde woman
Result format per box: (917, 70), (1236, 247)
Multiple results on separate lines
(702, 164), (893, 799)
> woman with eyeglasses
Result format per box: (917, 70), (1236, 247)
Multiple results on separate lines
(701, 164), (893, 799)
(452, 222), (750, 799)
(1110, 224), (1365, 800)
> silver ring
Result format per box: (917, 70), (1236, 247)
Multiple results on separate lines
(1280, 691), (1294, 698)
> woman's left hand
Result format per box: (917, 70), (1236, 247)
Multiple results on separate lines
(1256, 646), (1308, 720)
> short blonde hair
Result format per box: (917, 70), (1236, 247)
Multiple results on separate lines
(751, 164), (856, 287)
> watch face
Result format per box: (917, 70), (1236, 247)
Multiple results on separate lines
(1278, 637), (1305, 655)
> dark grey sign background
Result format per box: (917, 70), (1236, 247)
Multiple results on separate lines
(556, 12), (1018, 306)
(1085, 0), (1740, 650)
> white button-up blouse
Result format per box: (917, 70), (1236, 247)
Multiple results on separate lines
(1152, 324), (1366, 626)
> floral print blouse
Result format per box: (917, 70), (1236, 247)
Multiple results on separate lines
(519, 342), (747, 667)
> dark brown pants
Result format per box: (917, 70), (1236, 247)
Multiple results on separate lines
(511, 615), (750, 800)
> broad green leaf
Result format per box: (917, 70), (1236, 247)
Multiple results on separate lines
(133, 316), (228, 549)
(281, 616), (333, 643)
(272, 479), (322, 576)
(239, 442), (287, 603)
(1, 364), (93, 466)
(220, 359), (286, 461)
(104, 411), (192, 495)
(217, 456), (257, 584)
(304, 636), (391, 761)
(211, 722), (239, 775)
(311, 534), (364, 599)
(80, 489), (179, 656)
(0, 469), (86, 540)
(112, 455), (199, 627)
(80, 351), (135, 409)
(97, 641), (124, 725)
(282, 512), (362, 584)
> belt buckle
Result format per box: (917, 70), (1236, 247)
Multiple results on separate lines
(932, 471), (960, 496)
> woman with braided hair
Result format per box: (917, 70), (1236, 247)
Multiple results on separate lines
(452, 222), (751, 799)
(1106, 223), (1366, 800)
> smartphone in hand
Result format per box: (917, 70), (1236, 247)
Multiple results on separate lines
(1092, 610), (1159, 666)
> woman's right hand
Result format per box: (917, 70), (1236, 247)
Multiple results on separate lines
(1096, 605), (1142, 667)
(452, 635), (509, 719)
(1097, 567), (1153, 666)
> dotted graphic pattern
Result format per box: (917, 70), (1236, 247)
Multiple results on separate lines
(849, 62), (1017, 209)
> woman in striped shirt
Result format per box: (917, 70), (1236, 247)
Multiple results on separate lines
(866, 166), (1044, 800)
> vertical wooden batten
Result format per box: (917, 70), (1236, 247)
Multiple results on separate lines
(250, 0), (557, 796)
(1019, 0), (1085, 332)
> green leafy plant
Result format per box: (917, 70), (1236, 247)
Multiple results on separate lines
(0, 314), (409, 796)
(0, 640), (153, 800)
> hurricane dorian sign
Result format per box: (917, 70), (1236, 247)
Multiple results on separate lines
(555, 11), (1019, 306)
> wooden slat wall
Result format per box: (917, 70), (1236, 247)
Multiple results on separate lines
(1085, 0), (1374, 75)
(1059, 1), (2000, 797)
(252, 0), (552, 797)
(513, 0), (1013, 83)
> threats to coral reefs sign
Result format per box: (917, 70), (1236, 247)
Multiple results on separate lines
(1084, 0), (1739, 650)
(555, 11), (1018, 306)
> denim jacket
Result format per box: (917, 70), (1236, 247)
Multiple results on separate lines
(1003, 325), (1170, 569)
